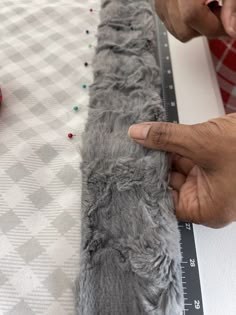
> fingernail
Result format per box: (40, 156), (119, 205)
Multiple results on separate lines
(128, 124), (151, 140)
(230, 15), (236, 37)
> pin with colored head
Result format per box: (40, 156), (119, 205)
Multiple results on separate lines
(0, 87), (2, 105)
(89, 8), (99, 13)
(68, 133), (76, 139)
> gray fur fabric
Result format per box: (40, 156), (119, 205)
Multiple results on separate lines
(76, 0), (183, 314)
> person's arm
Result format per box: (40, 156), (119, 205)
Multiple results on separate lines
(128, 115), (236, 228)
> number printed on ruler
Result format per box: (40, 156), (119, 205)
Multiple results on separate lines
(190, 259), (196, 268)
(194, 300), (201, 310)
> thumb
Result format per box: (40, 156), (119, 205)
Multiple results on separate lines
(128, 122), (200, 159)
(221, 0), (236, 37)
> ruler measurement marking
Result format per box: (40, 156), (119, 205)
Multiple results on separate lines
(155, 14), (204, 315)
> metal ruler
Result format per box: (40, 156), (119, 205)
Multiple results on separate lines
(155, 16), (204, 315)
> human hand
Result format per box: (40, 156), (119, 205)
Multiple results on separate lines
(128, 114), (236, 228)
(154, 0), (236, 42)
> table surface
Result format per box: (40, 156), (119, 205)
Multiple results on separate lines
(169, 34), (236, 315)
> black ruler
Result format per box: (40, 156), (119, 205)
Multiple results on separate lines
(155, 15), (204, 315)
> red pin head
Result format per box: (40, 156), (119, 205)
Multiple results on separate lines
(68, 133), (76, 139)
(0, 87), (2, 105)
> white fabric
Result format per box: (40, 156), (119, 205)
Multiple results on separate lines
(0, 1), (99, 314)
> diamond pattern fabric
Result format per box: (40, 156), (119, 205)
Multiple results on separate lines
(0, 1), (100, 314)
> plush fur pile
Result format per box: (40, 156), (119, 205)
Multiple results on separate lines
(76, 0), (183, 314)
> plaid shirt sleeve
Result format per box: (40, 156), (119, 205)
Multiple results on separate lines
(209, 39), (236, 114)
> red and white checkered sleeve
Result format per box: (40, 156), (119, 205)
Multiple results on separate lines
(209, 39), (236, 114)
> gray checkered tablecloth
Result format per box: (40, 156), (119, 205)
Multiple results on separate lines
(0, 1), (100, 314)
